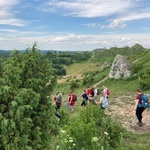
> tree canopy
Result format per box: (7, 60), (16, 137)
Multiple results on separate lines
(0, 45), (58, 149)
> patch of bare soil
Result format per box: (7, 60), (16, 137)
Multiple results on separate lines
(105, 95), (150, 134)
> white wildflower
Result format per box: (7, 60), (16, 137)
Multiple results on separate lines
(91, 137), (99, 142)
(69, 137), (73, 140)
(56, 145), (59, 149)
(60, 130), (66, 134)
(104, 132), (109, 135)
(69, 139), (73, 143)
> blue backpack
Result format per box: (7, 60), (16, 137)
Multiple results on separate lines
(141, 94), (150, 109)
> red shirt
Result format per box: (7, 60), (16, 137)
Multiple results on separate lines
(136, 94), (142, 104)
(68, 93), (75, 107)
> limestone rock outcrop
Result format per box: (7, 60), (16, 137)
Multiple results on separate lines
(109, 54), (132, 79)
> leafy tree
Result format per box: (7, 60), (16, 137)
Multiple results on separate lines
(53, 64), (66, 76)
(0, 45), (58, 149)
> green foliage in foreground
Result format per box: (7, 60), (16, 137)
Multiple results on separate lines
(0, 45), (58, 150)
(52, 105), (124, 150)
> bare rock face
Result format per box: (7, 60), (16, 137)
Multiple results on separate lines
(109, 54), (132, 79)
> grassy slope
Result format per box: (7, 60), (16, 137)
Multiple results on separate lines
(55, 49), (150, 149)
(56, 48), (150, 105)
(57, 61), (100, 83)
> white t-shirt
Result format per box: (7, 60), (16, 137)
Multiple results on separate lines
(100, 96), (108, 108)
(94, 88), (98, 96)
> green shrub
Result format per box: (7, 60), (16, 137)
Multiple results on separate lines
(70, 79), (80, 89)
(52, 105), (124, 150)
(132, 62), (143, 74)
(139, 66), (150, 90)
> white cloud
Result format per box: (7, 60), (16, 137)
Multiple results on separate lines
(120, 11), (150, 21)
(120, 37), (131, 43)
(0, 18), (27, 27)
(44, 0), (133, 18)
(42, 0), (150, 30)
(0, 33), (150, 50)
(101, 19), (126, 29)
(107, 19), (126, 29)
(83, 23), (101, 28)
(0, 28), (18, 32)
(0, 0), (27, 26)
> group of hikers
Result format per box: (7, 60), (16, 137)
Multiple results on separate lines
(80, 85), (109, 109)
(53, 85), (110, 116)
(53, 85), (149, 127)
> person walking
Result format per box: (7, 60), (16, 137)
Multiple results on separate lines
(67, 90), (76, 111)
(86, 86), (93, 97)
(81, 90), (88, 108)
(93, 85), (100, 100)
(134, 89), (145, 126)
(95, 92), (108, 109)
(54, 91), (62, 119)
(102, 85), (110, 99)
(54, 91), (62, 111)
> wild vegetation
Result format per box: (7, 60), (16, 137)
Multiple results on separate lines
(0, 44), (150, 149)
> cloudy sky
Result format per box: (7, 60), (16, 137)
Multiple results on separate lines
(0, 0), (150, 51)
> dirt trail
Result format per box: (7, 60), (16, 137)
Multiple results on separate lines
(94, 75), (109, 87)
(105, 95), (150, 134)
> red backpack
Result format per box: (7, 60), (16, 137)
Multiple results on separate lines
(106, 89), (110, 96)
(73, 94), (77, 101)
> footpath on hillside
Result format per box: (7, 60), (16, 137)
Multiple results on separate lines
(105, 94), (150, 134)
(58, 59), (150, 134)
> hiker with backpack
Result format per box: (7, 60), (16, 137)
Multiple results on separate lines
(93, 85), (100, 100)
(81, 90), (88, 108)
(54, 91), (62, 119)
(86, 86), (94, 97)
(54, 91), (62, 111)
(103, 85), (110, 99)
(95, 92), (108, 109)
(88, 94), (96, 105)
(133, 89), (147, 126)
(67, 90), (77, 111)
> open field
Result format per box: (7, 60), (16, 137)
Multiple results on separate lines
(58, 61), (100, 83)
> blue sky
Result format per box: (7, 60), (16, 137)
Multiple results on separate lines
(0, 0), (150, 51)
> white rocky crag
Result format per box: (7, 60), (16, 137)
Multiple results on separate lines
(109, 54), (132, 79)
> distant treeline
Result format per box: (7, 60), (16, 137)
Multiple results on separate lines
(0, 43), (149, 76)
(0, 49), (91, 76)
